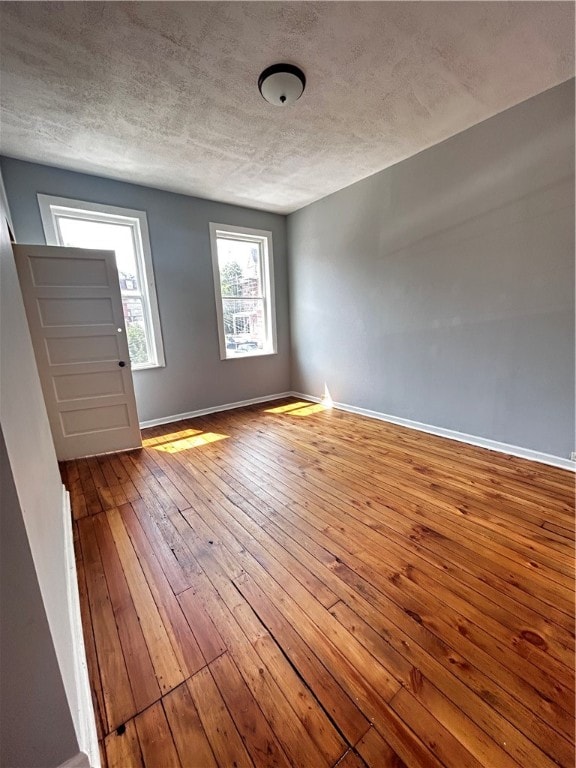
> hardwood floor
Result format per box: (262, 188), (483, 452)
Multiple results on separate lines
(62, 398), (576, 768)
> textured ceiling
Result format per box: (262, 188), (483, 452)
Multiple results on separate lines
(0, 2), (573, 214)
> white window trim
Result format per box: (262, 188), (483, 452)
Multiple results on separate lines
(37, 194), (165, 370)
(209, 222), (277, 361)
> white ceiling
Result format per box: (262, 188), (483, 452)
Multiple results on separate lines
(0, 2), (573, 214)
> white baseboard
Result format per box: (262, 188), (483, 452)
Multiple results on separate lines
(62, 487), (100, 768)
(139, 391), (293, 429)
(291, 391), (575, 472)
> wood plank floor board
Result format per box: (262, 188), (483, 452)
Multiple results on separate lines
(130, 496), (196, 595)
(98, 469), (128, 509)
(233, 569), (405, 712)
(87, 456), (115, 512)
(118, 502), (207, 678)
(334, 750), (368, 768)
(389, 676), (523, 768)
(104, 720), (144, 768)
(92, 512), (161, 713)
(353, 712), (445, 768)
(73, 524), (107, 740)
(64, 400), (575, 767)
(316, 451), (576, 593)
(77, 515), (136, 731)
(354, 727), (409, 768)
(162, 681), (218, 768)
(177, 586), (227, 664)
(107, 506), (186, 694)
(77, 456), (103, 517)
(98, 739), (109, 768)
(136, 447), (192, 511)
(98, 455), (127, 497)
(135, 701), (182, 768)
(388, 686), (486, 768)
(101, 452), (129, 484)
(67, 460), (87, 520)
(108, 452), (141, 503)
(205, 456), (572, 696)
(236, 560), (558, 764)
(209, 652), (293, 768)
(544, 520), (576, 540)
(186, 665), (254, 768)
(334, 521), (574, 665)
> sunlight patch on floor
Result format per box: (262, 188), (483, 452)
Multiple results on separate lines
(265, 394), (334, 418)
(264, 401), (311, 414)
(151, 432), (228, 452)
(290, 403), (329, 416)
(142, 427), (203, 447)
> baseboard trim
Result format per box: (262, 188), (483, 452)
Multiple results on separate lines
(291, 391), (575, 472)
(62, 488), (100, 768)
(139, 392), (293, 429)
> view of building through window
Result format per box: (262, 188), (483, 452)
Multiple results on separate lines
(216, 236), (268, 357)
(55, 216), (154, 367)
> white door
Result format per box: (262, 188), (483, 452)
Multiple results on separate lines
(14, 244), (142, 460)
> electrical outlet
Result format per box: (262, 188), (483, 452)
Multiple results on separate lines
(570, 451), (576, 462)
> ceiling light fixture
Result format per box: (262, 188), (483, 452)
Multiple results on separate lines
(258, 63), (306, 107)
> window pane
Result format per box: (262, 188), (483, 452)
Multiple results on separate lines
(56, 215), (153, 365)
(216, 237), (262, 297)
(123, 297), (151, 365)
(222, 298), (266, 356)
(57, 217), (141, 293)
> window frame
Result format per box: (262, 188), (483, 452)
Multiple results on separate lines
(37, 194), (165, 370)
(209, 222), (277, 361)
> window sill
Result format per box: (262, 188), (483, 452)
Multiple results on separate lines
(222, 350), (278, 361)
(131, 362), (165, 371)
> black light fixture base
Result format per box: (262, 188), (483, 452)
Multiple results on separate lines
(258, 63), (306, 106)
(258, 63), (306, 93)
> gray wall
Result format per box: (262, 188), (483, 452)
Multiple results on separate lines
(288, 79), (575, 459)
(0, 427), (79, 768)
(1, 158), (290, 423)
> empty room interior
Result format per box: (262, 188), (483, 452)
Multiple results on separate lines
(0, 2), (575, 767)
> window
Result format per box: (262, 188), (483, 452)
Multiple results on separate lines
(38, 195), (165, 370)
(209, 223), (277, 359)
